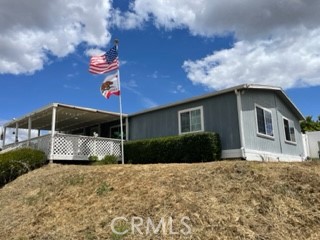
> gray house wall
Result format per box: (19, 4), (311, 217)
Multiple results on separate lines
(129, 92), (241, 150)
(241, 89), (304, 157)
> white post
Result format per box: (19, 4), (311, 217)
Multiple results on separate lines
(49, 106), (57, 163)
(115, 40), (125, 164)
(15, 122), (19, 143)
(27, 117), (32, 147)
(3, 126), (6, 147)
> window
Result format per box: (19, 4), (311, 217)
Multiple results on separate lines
(256, 106), (274, 137)
(283, 118), (296, 143)
(178, 106), (203, 134)
(110, 124), (126, 139)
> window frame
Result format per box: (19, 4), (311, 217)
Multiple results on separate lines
(282, 116), (296, 144)
(255, 104), (274, 139)
(178, 106), (204, 135)
(109, 124), (126, 139)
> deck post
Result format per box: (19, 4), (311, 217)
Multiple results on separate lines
(15, 122), (19, 143)
(27, 117), (32, 147)
(2, 126), (6, 146)
(49, 106), (57, 163)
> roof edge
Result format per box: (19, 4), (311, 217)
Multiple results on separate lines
(3, 103), (128, 128)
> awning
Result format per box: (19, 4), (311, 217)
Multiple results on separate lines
(4, 103), (127, 132)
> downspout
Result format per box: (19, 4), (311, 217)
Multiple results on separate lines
(235, 89), (246, 160)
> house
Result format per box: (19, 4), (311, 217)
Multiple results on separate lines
(1, 84), (306, 162)
(128, 84), (305, 161)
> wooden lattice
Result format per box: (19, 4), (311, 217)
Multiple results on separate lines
(3, 133), (122, 161)
(52, 134), (121, 160)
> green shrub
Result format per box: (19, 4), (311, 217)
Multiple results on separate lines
(0, 148), (47, 187)
(124, 132), (221, 164)
(90, 155), (119, 165)
(101, 155), (119, 164)
(88, 155), (99, 162)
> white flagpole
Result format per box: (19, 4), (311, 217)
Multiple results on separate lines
(115, 39), (125, 164)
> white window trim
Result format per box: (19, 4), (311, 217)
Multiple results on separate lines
(178, 106), (204, 135)
(255, 104), (275, 140)
(282, 116), (297, 145)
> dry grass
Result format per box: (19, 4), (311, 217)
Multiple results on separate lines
(0, 161), (320, 239)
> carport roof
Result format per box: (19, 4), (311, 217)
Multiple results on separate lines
(4, 103), (127, 132)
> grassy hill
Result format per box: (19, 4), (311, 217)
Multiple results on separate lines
(0, 161), (320, 240)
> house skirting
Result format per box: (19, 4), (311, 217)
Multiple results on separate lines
(222, 149), (305, 162)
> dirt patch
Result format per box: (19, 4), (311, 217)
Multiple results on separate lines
(0, 161), (320, 239)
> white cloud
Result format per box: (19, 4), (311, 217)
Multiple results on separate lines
(63, 84), (80, 90)
(183, 28), (320, 90)
(122, 0), (320, 39)
(0, 0), (112, 74)
(85, 48), (106, 57)
(172, 84), (186, 94)
(122, 80), (158, 108)
(118, 0), (320, 90)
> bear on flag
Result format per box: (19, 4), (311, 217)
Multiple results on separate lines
(100, 73), (120, 99)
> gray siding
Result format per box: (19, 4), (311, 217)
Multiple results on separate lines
(129, 92), (241, 150)
(241, 90), (304, 156)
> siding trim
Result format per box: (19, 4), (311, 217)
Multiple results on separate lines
(235, 90), (246, 159)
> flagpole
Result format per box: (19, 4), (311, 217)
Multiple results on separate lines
(115, 39), (125, 164)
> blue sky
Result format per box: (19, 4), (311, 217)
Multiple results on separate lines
(0, 0), (320, 128)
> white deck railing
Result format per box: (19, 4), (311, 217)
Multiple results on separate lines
(3, 133), (122, 161)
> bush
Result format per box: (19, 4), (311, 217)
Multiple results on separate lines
(101, 155), (118, 165)
(88, 155), (99, 162)
(0, 148), (47, 187)
(90, 155), (119, 165)
(124, 132), (221, 164)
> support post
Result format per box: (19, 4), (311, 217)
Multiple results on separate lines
(15, 122), (19, 143)
(3, 126), (6, 147)
(49, 106), (57, 163)
(27, 117), (32, 147)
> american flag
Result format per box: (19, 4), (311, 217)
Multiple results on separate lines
(89, 46), (119, 74)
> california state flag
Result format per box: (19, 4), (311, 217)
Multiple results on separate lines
(100, 73), (120, 99)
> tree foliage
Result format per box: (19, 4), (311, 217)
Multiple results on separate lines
(300, 115), (320, 133)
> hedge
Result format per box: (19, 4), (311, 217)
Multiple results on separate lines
(0, 148), (47, 187)
(124, 132), (221, 164)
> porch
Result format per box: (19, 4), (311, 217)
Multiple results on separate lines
(2, 103), (127, 161)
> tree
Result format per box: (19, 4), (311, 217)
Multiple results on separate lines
(300, 115), (320, 133)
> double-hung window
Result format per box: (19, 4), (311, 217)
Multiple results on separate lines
(283, 117), (296, 143)
(255, 105), (274, 138)
(178, 106), (204, 134)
